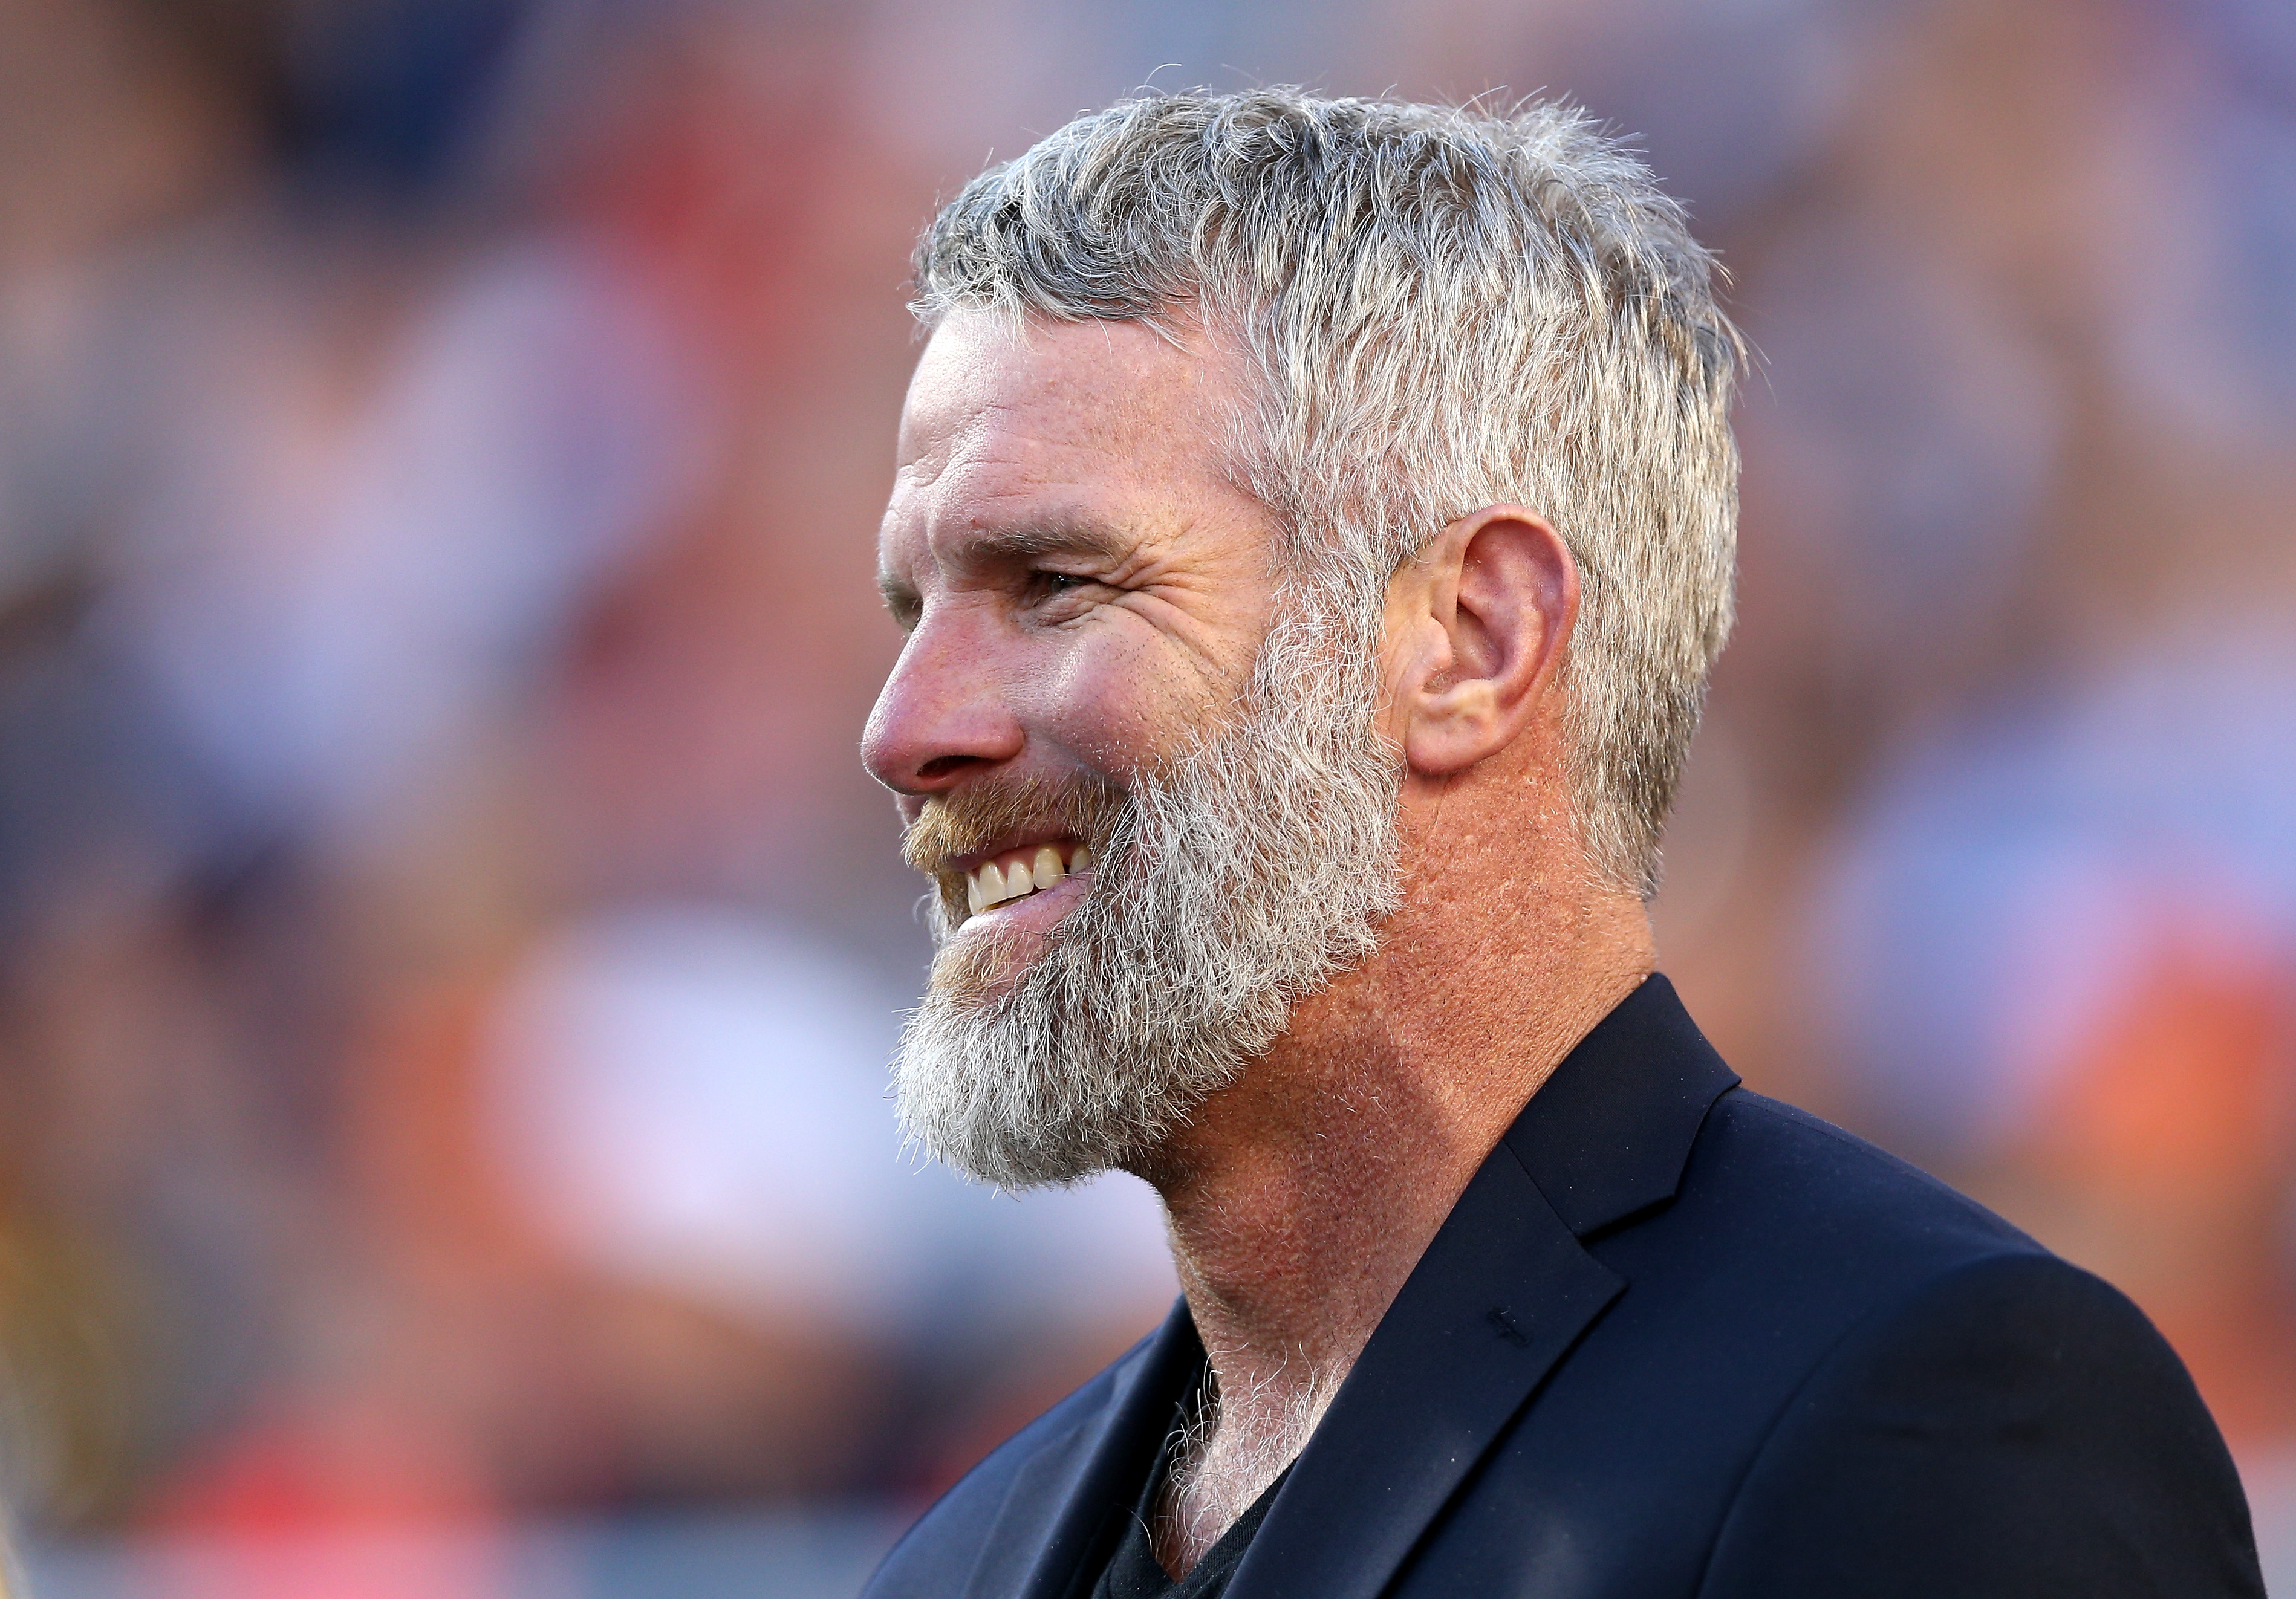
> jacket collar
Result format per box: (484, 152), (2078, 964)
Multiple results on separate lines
(983, 974), (1738, 1599)
(1229, 975), (1737, 1599)
(1502, 973), (1742, 1237)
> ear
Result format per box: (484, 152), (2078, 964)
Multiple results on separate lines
(1383, 505), (1578, 777)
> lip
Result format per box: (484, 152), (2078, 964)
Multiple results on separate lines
(957, 861), (1094, 931)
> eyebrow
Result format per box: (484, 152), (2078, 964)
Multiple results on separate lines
(959, 516), (1137, 568)
(878, 513), (1140, 620)
(877, 569), (921, 621)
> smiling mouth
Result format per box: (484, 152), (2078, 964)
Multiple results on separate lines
(963, 841), (1096, 917)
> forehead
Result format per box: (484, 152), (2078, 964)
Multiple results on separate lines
(883, 311), (1251, 560)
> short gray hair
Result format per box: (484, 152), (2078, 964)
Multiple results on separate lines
(912, 89), (1742, 898)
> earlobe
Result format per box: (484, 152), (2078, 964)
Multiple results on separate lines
(1394, 507), (1576, 778)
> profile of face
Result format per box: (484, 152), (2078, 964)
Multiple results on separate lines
(862, 313), (1403, 1189)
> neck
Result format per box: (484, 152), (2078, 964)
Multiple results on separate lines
(1136, 803), (1653, 1571)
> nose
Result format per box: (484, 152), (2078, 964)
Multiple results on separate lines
(862, 606), (1026, 797)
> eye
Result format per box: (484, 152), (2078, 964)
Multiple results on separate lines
(1026, 569), (1097, 603)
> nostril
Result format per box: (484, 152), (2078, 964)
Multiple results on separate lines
(917, 753), (986, 785)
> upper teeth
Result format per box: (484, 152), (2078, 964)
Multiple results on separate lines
(966, 843), (1094, 916)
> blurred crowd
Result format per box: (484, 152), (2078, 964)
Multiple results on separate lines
(1, 0), (2294, 1593)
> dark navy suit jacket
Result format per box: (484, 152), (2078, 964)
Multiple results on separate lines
(863, 976), (2264, 1598)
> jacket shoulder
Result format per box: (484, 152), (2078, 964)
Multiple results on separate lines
(1574, 1086), (2059, 1450)
(1688, 1086), (2041, 1259)
(1697, 1249), (2263, 1597)
(1670, 1093), (2260, 1593)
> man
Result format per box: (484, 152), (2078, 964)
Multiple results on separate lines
(857, 90), (2262, 1598)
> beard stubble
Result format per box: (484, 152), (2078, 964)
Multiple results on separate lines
(891, 594), (1403, 1189)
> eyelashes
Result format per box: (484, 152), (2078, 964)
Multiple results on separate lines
(1023, 569), (1111, 615)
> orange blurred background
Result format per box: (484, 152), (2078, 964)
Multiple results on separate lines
(2, 0), (2295, 1594)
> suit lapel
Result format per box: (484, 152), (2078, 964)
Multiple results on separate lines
(963, 1297), (1201, 1599)
(1227, 975), (1740, 1599)
(1225, 1143), (1622, 1599)
(963, 978), (1738, 1599)
(1501, 975), (1740, 1237)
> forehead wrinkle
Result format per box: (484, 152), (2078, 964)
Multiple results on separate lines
(917, 429), (1154, 562)
(893, 401), (1003, 498)
(883, 318), (1261, 598)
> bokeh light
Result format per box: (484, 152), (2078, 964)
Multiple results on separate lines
(2, 1), (2293, 1594)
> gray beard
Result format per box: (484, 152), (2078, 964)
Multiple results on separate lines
(893, 595), (1404, 1189)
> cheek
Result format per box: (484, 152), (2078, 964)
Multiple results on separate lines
(1014, 623), (1226, 771)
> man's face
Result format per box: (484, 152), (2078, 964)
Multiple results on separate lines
(867, 311), (1280, 977)
(864, 311), (1401, 1188)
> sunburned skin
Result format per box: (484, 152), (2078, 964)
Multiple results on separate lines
(868, 311), (1279, 994)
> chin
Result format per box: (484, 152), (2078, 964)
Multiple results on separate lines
(929, 918), (1055, 1010)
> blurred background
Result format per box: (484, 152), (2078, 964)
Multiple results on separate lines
(1, 0), (2293, 1592)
